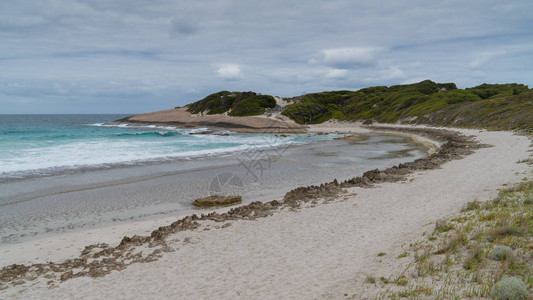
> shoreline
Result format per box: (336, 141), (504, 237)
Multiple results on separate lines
(307, 120), (443, 155)
(1, 123), (530, 298)
(0, 128), (428, 247)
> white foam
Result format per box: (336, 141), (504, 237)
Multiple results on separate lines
(89, 123), (179, 131)
(0, 133), (311, 178)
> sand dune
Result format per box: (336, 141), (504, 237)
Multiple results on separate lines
(118, 107), (307, 133)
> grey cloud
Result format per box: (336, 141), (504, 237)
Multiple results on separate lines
(0, 0), (532, 113)
(469, 51), (507, 69)
(170, 18), (199, 36)
(321, 47), (382, 68)
(325, 69), (349, 79)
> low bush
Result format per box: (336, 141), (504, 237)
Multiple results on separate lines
(488, 245), (513, 261)
(490, 277), (528, 300)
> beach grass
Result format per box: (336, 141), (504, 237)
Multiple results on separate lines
(356, 181), (533, 299)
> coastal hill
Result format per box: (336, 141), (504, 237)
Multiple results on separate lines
(186, 91), (277, 116)
(281, 80), (532, 132)
(119, 80), (532, 133)
(119, 91), (305, 133)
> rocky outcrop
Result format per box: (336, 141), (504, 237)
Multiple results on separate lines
(192, 195), (242, 208)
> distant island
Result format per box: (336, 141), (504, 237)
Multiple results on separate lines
(118, 80), (532, 133)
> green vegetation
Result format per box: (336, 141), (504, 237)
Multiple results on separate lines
(357, 181), (533, 299)
(182, 80), (532, 132)
(467, 83), (529, 99)
(365, 276), (376, 284)
(278, 80), (532, 132)
(423, 91), (533, 132)
(186, 91), (276, 116)
(434, 218), (453, 233)
(380, 276), (390, 284)
(397, 251), (409, 258)
(491, 277), (529, 300)
(488, 245), (513, 261)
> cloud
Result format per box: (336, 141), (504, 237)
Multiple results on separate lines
(170, 18), (199, 36)
(216, 64), (243, 80)
(469, 50), (507, 68)
(381, 66), (405, 80)
(322, 47), (381, 68)
(325, 68), (348, 79)
(362, 66), (407, 84)
(1, 0), (533, 113)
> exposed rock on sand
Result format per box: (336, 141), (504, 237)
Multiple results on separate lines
(284, 126), (486, 201)
(192, 195), (242, 208)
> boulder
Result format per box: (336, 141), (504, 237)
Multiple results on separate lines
(192, 195), (242, 208)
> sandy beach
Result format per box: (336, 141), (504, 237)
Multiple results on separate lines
(1, 123), (531, 299)
(3, 0), (533, 298)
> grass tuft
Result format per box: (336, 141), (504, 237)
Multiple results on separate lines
(462, 200), (481, 212)
(434, 218), (453, 233)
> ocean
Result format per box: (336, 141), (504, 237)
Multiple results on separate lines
(0, 114), (429, 243)
(0, 114), (335, 181)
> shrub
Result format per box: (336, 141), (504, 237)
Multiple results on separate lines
(186, 91), (275, 116)
(467, 83), (529, 100)
(429, 89), (482, 105)
(437, 82), (458, 91)
(488, 245), (513, 261)
(490, 277), (528, 300)
(228, 96), (276, 116)
(388, 80), (440, 95)
(281, 102), (329, 124)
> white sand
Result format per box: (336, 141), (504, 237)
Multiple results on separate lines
(2, 124), (531, 299)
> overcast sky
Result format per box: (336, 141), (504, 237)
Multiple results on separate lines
(1, 0), (532, 113)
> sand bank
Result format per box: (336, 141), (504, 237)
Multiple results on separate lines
(1, 123), (530, 299)
(116, 107), (307, 133)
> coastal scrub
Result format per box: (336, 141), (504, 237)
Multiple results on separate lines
(357, 181), (533, 299)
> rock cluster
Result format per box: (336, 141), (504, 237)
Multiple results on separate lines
(283, 179), (343, 206)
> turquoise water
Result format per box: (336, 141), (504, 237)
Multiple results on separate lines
(0, 114), (337, 180)
(0, 115), (428, 243)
